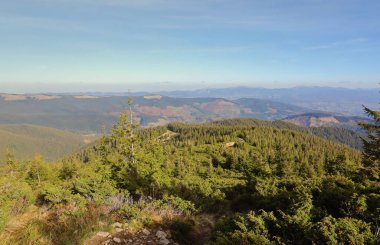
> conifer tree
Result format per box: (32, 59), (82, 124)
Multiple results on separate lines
(110, 109), (138, 159)
(359, 106), (380, 180)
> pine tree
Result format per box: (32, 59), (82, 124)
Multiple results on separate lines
(110, 111), (138, 158)
(359, 106), (380, 180)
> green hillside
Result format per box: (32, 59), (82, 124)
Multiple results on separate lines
(211, 118), (364, 150)
(0, 118), (362, 165)
(0, 124), (93, 161)
(0, 109), (378, 244)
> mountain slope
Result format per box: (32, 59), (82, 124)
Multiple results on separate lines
(0, 124), (95, 161)
(210, 118), (363, 150)
(283, 112), (371, 131)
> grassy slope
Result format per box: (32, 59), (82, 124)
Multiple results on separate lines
(0, 124), (88, 161)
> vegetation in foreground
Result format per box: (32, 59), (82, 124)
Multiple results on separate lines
(0, 106), (378, 244)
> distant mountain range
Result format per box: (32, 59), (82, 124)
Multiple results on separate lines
(50, 86), (378, 116)
(157, 86), (378, 116)
(0, 94), (312, 132)
(1, 86), (377, 132)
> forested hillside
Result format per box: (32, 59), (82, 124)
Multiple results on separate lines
(0, 106), (378, 244)
(211, 118), (364, 150)
(0, 124), (95, 161)
(0, 110), (363, 162)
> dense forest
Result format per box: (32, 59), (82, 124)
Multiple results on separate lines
(210, 118), (364, 150)
(0, 106), (378, 244)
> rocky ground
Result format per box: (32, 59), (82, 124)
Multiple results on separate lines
(86, 223), (179, 245)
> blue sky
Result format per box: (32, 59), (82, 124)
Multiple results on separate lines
(0, 0), (379, 92)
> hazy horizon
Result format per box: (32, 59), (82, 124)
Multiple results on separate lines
(0, 81), (379, 94)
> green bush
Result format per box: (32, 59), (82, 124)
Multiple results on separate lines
(315, 216), (375, 244)
(119, 203), (144, 220)
(162, 195), (197, 215)
(211, 211), (277, 245)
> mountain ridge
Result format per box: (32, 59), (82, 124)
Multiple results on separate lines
(0, 94), (313, 132)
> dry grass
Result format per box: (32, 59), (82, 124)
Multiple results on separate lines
(0, 205), (43, 244)
(0, 203), (108, 245)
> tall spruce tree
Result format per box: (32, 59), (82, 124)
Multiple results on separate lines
(359, 106), (380, 180)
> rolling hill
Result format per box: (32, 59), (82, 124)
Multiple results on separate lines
(0, 124), (97, 161)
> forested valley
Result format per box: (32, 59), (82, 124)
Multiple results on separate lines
(0, 107), (378, 245)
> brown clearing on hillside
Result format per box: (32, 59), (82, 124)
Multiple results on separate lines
(74, 95), (100, 99)
(144, 95), (162, 100)
(30, 95), (62, 100)
(0, 94), (27, 101)
(267, 107), (278, 114)
(196, 100), (240, 115)
(242, 107), (255, 114)
(136, 106), (195, 118)
(309, 116), (340, 126)
(318, 116), (340, 124)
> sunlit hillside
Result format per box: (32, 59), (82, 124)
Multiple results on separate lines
(0, 124), (98, 161)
